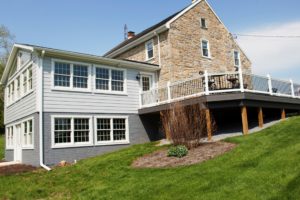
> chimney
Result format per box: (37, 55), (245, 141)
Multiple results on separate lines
(127, 31), (135, 39)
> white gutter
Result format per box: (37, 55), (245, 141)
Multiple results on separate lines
(154, 32), (162, 66)
(39, 50), (51, 171)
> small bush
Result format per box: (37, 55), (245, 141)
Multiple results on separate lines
(168, 145), (188, 158)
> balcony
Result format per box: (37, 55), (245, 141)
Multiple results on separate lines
(140, 69), (300, 108)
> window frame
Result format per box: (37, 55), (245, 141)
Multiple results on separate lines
(94, 116), (129, 146)
(21, 117), (34, 149)
(51, 59), (92, 92)
(6, 62), (34, 107)
(145, 40), (154, 61)
(200, 18), (207, 29)
(94, 65), (127, 95)
(6, 126), (14, 150)
(233, 50), (241, 67)
(201, 39), (211, 59)
(51, 115), (93, 148)
(139, 72), (155, 92)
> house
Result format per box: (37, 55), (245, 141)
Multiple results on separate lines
(1, 0), (300, 168)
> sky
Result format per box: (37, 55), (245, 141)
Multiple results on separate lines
(1, 0), (300, 82)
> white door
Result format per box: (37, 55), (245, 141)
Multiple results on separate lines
(141, 75), (153, 92)
(14, 124), (22, 163)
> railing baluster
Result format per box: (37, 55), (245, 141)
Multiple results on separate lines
(204, 70), (209, 95)
(239, 67), (244, 92)
(290, 79), (295, 98)
(167, 81), (171, 102)
(267, 74), (273, 95)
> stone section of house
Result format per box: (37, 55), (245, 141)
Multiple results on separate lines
(115, 0), (251, 86)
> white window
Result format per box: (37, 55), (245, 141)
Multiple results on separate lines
(95, 66), (126, 93)
(6, 126), (14, 149)
(145, 40), (154, 60)
(22, 119), (33, 148)
(22, 70), (27, 94)
(53, 61), (90, 90)
(201, 18), (207, 29)
(15, 76), (21, 99)
(201, 39), (210, 58)
(52, 116), (92, 148)
(28, 67), (33, 90)
(10, 83), (14, 103)
(95, 116), (129, 145)
(234, 50), (241, 67)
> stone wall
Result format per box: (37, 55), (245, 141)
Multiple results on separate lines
(115, 0), (252, 86)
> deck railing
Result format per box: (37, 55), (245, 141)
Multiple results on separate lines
(140, 69), (300, 108)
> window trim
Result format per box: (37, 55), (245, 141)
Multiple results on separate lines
(201, 39), (211, 59)
(6, 126), (14, 150)
(93, 65), (127, 95)
(51, 115), (94, 149)
(94, 115), (130, 146)
(21, 117), (34, 149)
(200, 18), (207, 29)
(145, 40), (155, 61)
(6, 62), (34, 107)
(233, 50), (241, 68)
(51, 59), (92, 92)
(139, 72), (155, 92)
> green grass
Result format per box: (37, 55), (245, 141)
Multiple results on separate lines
(1, 117), (300, 199)
(0, 134), (4, 160)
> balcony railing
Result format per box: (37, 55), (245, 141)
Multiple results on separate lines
(140, 69), (300, 108)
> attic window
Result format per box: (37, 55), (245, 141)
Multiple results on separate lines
(201, 18), (207, 29)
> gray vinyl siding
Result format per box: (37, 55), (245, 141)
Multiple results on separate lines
(4, 113), (40, 166)
(4, 64), (38, 124)
(42, 57), (141, 114)
(43, 112), (151, 166)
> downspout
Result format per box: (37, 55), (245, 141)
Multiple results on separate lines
(39, 50), (51, 171)
(154, 31), (161, 87)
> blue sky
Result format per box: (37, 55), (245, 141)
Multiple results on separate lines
(1, 0), (300, 81)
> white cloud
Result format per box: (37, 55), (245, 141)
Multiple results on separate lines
(236, 21), (300, 82)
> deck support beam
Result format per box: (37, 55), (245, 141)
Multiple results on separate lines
(258, 107), (264, 128)
(205, 108), (212, 141)
(281, 108), (286, 120)
(241, 106), (249, 135)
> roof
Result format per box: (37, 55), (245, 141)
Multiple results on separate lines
(1, 43), (160, 85)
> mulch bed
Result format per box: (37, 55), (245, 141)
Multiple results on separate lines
(0, 164), (37, 176)
(132, 142), (236, 168)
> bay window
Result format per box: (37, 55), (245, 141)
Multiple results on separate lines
(53, 116), (92, 147)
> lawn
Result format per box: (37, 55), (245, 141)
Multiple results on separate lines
(1, 117), (300, 200)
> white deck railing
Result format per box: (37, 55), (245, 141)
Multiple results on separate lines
(140, 69), (300, 108)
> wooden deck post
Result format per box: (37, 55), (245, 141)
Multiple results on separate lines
(281, 108), (286, 120)
(258, 107), (264, 128)
(205, 108), (212, 141)
(241, 106), (249, 135)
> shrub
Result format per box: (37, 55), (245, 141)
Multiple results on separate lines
(161, 102), (216, 149)
(168, 145), (188, 158)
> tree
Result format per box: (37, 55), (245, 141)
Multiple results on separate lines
(0, 25), (15, 132)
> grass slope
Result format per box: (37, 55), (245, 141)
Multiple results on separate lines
(1, 117), (300, 199)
